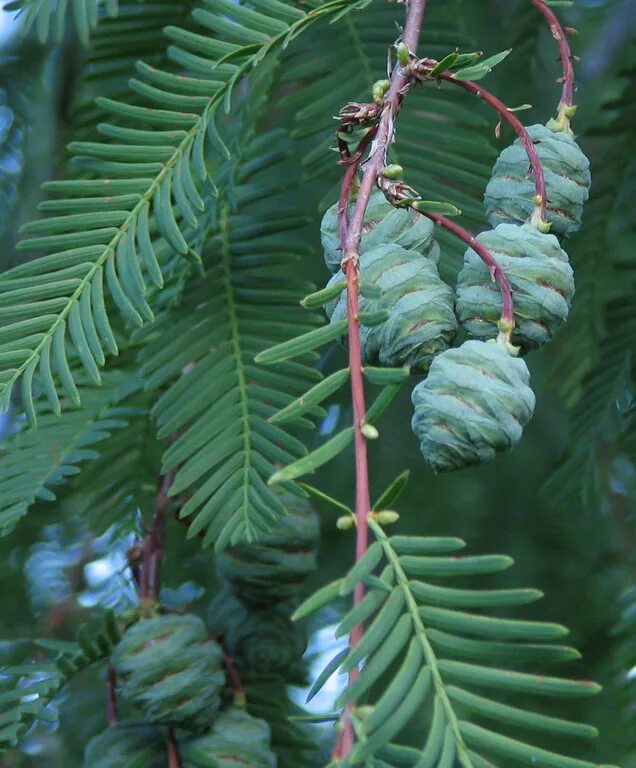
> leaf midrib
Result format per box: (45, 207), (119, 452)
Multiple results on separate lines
(370, 519), (475, 768)
(5, 0), (363, 406)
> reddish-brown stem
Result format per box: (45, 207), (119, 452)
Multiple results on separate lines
(139, 470), (176, 601)
(106, 665), (118, 726)
(334, 0), (427, 758)
(221, 649), (246, 705)
(423, 210), (514, 330)
(532, 0), (575, 116)
(338, 126), (379, 251)
(437, 73), (547, 225)
(167, 729), (181, 768)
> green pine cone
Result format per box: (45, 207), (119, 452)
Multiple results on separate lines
(83, 721), (165, 768)
(216, 495), (320, 606)
(111, 614), (225, 733)
(411, 340), (536, 471)
(181, 708), (276, 768)
(456, 223), (575, 350)
(207, 592), (305, 681)
(321, 187), (439, 273)
(484, 123), (591, 236)
(325, 243), (457, 373)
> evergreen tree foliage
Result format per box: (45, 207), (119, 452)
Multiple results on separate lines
(0, 0), (635, 766)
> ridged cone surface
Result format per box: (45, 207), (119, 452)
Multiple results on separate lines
(325, 243), (457, 373)
(112, 614), (224, 732)
(83, 721), (165, 768)
(411, 340), (536, 471)
(207, 591), (305, 681)
(181, 708), (277, 768)
(484, 123), (591, 235)
(456, 223), (575, 350)
(321, 187), (438, 273)
(216, 494), (319, 606)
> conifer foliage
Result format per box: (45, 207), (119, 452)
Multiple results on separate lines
(0, 0), (634, 766)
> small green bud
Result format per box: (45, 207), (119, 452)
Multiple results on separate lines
(354, 705), (375, 720)
(383, 164), (404, 179)
(564, 104), (578, 119)
(536, 219), (552, 234)
(361, 422), (379, 440)
(396, 42), (410, 67)
(373, 510), (400, 525)
(372, 79), (390, 105)
(336, 515), (355, 530)
(531, 194), (543, 206)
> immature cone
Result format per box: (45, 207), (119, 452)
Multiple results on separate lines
(325, 243), (457, 373)
(321, 187), (439, 273)
(111, 614), (224, 733)
(83, 721), (165, 768)
(484, 123), (591, 236)
(411, 340), (536, 471)
(207, 592), (306, 681)
(216, 495), (320, 606)
(181, 708), (276, 768)
(456, 223), (575, 350)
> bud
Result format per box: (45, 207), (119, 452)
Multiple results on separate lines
(531, 194), (543, 206)
(383, 163), (404, 179)
(411, 340), (535, 471)
(564, 104), (578, 118)
(361, 422), (379, 440)
(484, 123), (591, 236)
(456, 223), (574, 351)
(396, 42), (410, 66)
(371, 79), (390, 105)
(354, 705), (375, 720)
(336, 515), (355, 530)
(373, 510), (400, 525)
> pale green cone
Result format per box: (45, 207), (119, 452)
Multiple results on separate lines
(325, 243), (457, 373)
(83, 722), (165, 768)
(484, 123), (591, 236)
(216, 494), (320, 606)
(456, 223), (575, 350)
(321, 187), (438, 273)
(411, 340), (536, 471)
(111, 614), (224, 733)
(181, 709), (277, 768)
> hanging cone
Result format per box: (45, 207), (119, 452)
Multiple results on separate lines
(411, 340), (536, 471)
(484, 123), (591, 236)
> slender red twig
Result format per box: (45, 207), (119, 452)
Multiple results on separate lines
(167, 729), (181, 768)
(423, 211), (514, 332)
(435, 72), (548, 226)
(106, 665), (118, 725)
(221, 649), (246, 705)
(139, 470), (176, 601)
(334, 0), (428, 758)
(531, 0), (576, 125)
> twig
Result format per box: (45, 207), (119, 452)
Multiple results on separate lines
(334, 0), (428, 758)
(531, 0), (576, 127)
(167, 729), (181, 768)
(422, 211), (514, 335)
(139, 470), (176, 601)
(221, 648), (246, 706)
(106, 665), (118, 726)
(432, 71), (548, 227)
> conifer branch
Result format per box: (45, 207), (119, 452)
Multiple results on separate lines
(335, 0), (428, 757)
